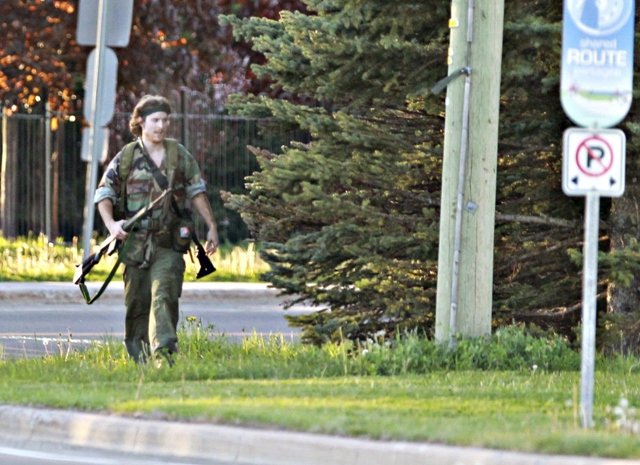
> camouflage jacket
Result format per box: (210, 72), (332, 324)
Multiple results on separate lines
(94, 138), (206, 226)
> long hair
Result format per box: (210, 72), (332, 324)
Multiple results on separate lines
(129, 95), (172, 137)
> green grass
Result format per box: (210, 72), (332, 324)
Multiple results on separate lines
(1, 325), (639, 458)
(0, 234), (270, 282)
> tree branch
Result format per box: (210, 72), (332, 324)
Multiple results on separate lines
(496, 213), (577, 228)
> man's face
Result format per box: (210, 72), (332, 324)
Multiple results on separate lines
(140, 111), (170, 143)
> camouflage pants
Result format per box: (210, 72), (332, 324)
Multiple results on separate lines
(123, 244), (185, 363)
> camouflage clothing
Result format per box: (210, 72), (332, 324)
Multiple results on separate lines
(94, 138), (206, 218)
(94, 138), (206, 363)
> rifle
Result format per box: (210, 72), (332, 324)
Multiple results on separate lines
(73, 188), (173, 303)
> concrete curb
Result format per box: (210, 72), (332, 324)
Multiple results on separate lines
(0, 282), (278, 303)
(0, 405), (637, 465)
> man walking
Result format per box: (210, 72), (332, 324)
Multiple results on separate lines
(94, 95), (219, 365)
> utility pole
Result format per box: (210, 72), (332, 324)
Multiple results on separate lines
(435, 0), (505, 345)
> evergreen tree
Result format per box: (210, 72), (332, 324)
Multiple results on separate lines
(494, 2), (584, 332)
(223, 0), (640, 349)
(222, 1), (450, 343)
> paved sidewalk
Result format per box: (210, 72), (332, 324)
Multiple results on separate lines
(0, 281), (277, 302)
(0, 405), (637, 465)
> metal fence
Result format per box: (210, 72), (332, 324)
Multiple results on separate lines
(0, 109), (303, 243)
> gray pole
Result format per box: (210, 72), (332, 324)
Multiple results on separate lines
(81, 0), (108, 259)
(0, 108), (7, 235)
(580, 192), (599, 428)
(45, 102), (52, 241)
(448, 0), (475, 348)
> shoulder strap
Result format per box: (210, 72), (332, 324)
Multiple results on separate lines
(119, 141), (138, 184)
(164, 138), (179, 184)
(117, 141), (138, 218)
(79, 255), (122, 304)
(137, 138), (181, 190)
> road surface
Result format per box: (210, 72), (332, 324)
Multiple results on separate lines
(0, 282), (316, 358)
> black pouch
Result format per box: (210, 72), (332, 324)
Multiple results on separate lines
(171, 218), (194, 253)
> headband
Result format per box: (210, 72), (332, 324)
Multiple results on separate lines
(139, 102), (172, 118)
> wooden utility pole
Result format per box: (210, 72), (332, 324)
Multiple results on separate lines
(435, 0), (505, 345)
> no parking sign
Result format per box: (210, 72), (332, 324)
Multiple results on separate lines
(562, 127), (625, 197)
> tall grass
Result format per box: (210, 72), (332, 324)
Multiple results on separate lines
(0, 233), (270, 282)
(1, 323), (582, 381)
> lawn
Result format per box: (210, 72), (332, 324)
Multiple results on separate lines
(1, 327), (639, 459)
(0, 234), (270, 282)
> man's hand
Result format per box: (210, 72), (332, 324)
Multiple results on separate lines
(106, 219), (128, 241)
(97, 199), (128, 240)
(191, 192), (220, 255)
(205, 227), (219, 255)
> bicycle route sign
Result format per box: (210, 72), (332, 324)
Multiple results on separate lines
(561, 0), (635, 128)
(562, 127), (625, 197)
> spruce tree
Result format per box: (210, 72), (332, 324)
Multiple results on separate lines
(222, 0), (639, 348)
(222, 1), (450, 343)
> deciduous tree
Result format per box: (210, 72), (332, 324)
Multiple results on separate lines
(0, 0), (304, 114)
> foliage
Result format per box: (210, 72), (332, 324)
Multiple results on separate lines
(492, 1), (584, 332)
(220, 1), (601, 343)
(0, 0), (305, 114)
(221, 1), (449, 343)
(0, 323), (582, 379)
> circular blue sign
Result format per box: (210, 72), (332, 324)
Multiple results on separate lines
(561, 0), (636, 128)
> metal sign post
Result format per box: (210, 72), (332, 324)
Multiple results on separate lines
(81, 0), (109, 259)
(580, 192), (599, 428)
(562, 129), (625, 428)
(561, 0), (635, 429)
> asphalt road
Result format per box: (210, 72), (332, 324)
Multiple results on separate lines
(0, 283), (316, 358)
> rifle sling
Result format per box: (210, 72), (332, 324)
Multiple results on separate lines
(76, 189), (170, 304)
(139, 144), (206, 249)
(79, 255), (122, 305)
(139, 144), (182, 215)
(139, 142), (170, 189)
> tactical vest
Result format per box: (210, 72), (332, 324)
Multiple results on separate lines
(117, 138), (180, 220)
